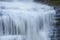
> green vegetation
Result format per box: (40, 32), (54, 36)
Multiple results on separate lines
(50, 0), (60, 6)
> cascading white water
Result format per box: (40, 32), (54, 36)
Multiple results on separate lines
(13, 0), (33, 2)
(0, 1), (56, 40)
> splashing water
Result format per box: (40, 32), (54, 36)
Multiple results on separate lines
(0, 1), (56, 40)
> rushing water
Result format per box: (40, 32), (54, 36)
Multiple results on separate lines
(0, 1), (56, 40)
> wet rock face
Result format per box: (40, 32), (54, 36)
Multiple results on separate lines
(55, 7), (60, 40)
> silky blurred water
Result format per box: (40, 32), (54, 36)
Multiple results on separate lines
(0, 1), (56, 40)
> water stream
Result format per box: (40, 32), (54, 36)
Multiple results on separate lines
(0, 0), (56, 40)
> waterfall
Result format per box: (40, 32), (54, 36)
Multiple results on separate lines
(0, 1), (56, 40)
(0, 0), (34, 2)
